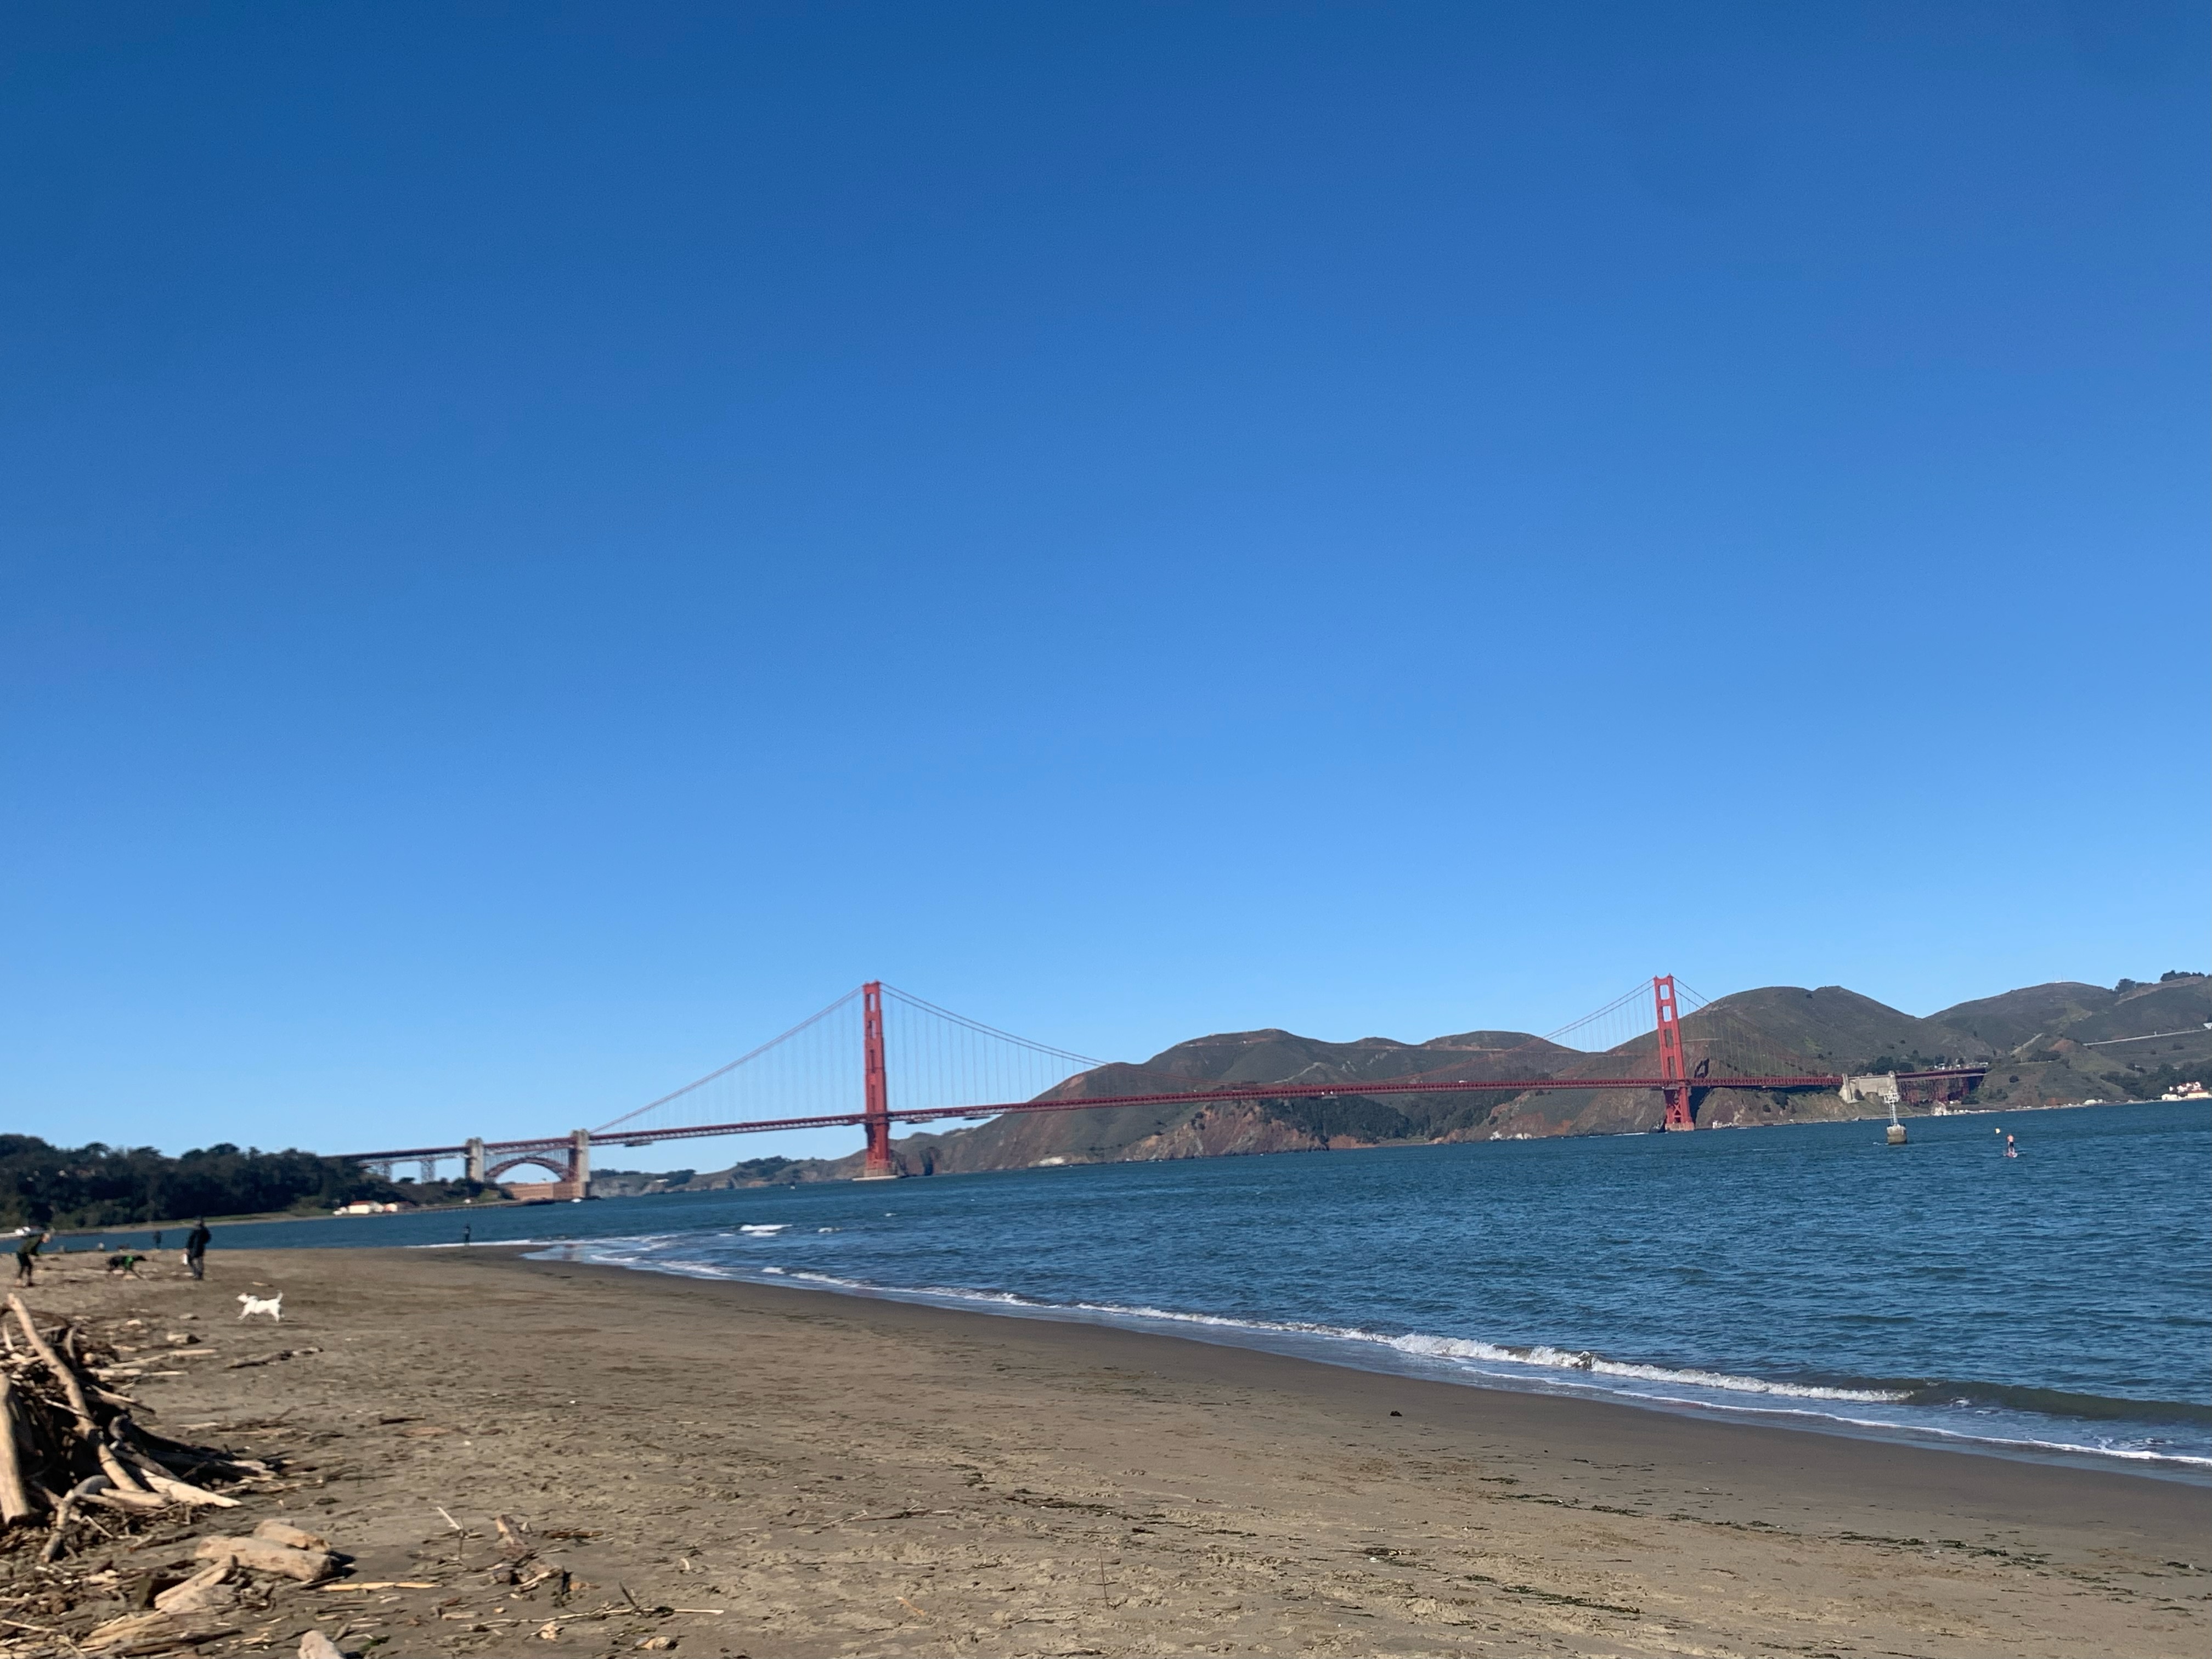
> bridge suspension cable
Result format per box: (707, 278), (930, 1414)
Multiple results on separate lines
(592, 987), (866, 1138)
(346, 973), (1879, 1180)
(590, 983), (1104, 1149)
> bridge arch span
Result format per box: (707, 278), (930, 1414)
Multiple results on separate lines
(480, 1132), (592, 1200)
(486, 1153), (569, 1183)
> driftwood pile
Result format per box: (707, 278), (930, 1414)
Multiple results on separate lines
(74, 1520), (339, 1655)
(0, 1293), (267, 1564)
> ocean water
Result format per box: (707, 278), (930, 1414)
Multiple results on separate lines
(99, 1101), (2210, 1476)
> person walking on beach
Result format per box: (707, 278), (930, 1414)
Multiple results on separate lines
(14, 1230), (49, 1285)
(184, 1221), (212, 1280)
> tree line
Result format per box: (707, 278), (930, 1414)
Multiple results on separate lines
(0, 1135), (404, 1230)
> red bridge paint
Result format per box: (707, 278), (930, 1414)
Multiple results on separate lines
(860, 980), (894, 1181)
(345, 975), (1990, 1173)
(1655, 975), (1695, 1131)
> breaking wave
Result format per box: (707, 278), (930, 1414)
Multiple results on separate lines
(1379, 1333), (1908, 1401)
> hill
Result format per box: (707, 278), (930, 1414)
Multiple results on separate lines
(609, 972), (2210, 1191)
(1928, 973), (2212, 1109)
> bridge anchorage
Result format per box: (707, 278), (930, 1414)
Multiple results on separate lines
(345, 975), (1990, 1184)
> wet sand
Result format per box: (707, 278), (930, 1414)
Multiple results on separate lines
(10, 1244), (2208, 1656)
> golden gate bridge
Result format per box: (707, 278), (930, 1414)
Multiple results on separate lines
(346, 977), (1987, 1197)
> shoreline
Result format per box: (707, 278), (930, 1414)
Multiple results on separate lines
(31, 1197), (523, 1240)
(7, 1243), (2203, 1657)
(40, 1098), (2207, 1486)
(528, 1243), (2212, 1486)
(32, 1097), (2196, 1240)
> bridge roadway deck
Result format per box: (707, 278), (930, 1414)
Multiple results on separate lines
(344, 1070), (1974, 1161)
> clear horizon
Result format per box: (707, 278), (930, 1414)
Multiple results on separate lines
(4, 3), (2205, 1166)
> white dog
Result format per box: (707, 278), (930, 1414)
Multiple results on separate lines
(236, 1293), (283, 1322)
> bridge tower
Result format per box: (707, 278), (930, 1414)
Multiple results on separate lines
(858, 980), (896, 1179)
(1654, 975), (1695, 1130)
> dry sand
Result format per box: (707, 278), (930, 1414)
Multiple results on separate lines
(4, 1243), (2207, 1657)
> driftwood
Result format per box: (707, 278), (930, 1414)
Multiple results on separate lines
(0, 1374), (35, 1523)
(138, 1430), (273, 1477)
(82, 1480), (167, 1513)
(317, 1579), (438, 1591)
(97, 1438), (154, 1494)
(112, 1442), (240, 1506)
(42, 1476), (106, 1560)
(7, 1294), (95, 1430)
(195, 1533), (338, 1582)
(81, 1607), (242, 1655)
(0, 1294), (262, 1558)
(224, 1346), (320, 1370)
(152, 1560), (236, 1613)
(253, 1517), (329, 1549)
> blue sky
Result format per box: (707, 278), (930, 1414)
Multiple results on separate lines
(4, 2), (2205, 1167)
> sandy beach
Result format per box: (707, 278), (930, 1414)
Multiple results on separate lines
(4, 1243), (2206, 1657)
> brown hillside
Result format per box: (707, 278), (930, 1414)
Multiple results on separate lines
(625, 974), (2209, 1189)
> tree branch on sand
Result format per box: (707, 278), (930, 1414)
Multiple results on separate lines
(2, 1293), (269, 1562)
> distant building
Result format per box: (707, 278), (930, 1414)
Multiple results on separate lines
(1837, 1073), (1901, 1106)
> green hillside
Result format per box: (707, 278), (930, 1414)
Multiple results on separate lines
(1680, 985), (1985, 1070)
(624, 972), (2210, 1190)
(1925, 981), (2114, 1054)
(1929, 974), (2212, 1108)
(892, 1025), (1575, 1174)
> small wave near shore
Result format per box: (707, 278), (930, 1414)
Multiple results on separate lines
(533, 1231), (2212, 1477)
(517, 1105), (2210, 1477)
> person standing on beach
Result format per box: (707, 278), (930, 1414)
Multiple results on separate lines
(184, 1220), (212, 1279)
(14, 1230), (49, 1285)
